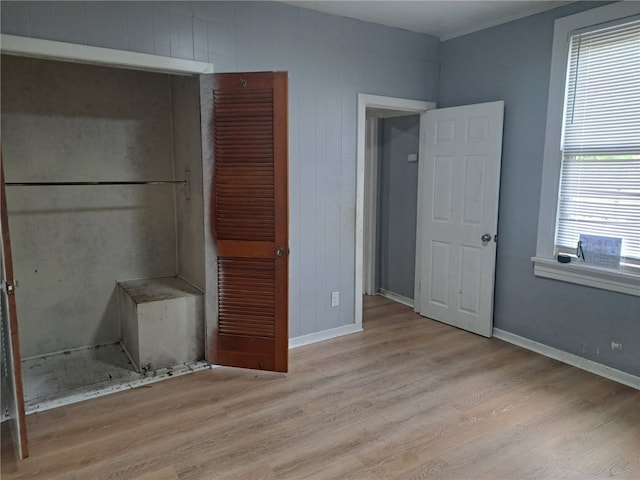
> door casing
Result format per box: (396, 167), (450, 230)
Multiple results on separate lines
(357, 94), (435, 327)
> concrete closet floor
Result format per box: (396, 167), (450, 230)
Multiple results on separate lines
(22, 344), (208, 413)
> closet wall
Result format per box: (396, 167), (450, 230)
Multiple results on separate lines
(171, 76), (205, 291)
(1, 55), (204, 358)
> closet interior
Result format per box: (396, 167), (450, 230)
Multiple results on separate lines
(1, 54), (207, 412)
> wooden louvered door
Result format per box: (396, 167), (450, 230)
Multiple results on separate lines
(211, 72), (288, 372)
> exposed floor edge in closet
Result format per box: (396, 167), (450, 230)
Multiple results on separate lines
(22, 342), (210, 414)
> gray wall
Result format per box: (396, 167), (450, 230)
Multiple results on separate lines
(1, 56), (179, 357)
(377, 115), (420, 300)
(171, 76), (205, 290)
(0, 1), (440, 339)
(439, 1), (639, 376)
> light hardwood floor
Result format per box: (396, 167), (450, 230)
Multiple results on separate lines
(2, 296), (638, 479)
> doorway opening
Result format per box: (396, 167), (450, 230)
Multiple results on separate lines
(355, 95), (434, 329)
(1, 38), (213, 413)
(366, 111), (420, 307)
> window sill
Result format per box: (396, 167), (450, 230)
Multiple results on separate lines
(531, 257), (640, 297)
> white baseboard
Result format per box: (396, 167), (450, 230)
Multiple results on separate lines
(378, 289), (414, 308)
(289, 324), (363, 349)
(493, 328), (640, 390)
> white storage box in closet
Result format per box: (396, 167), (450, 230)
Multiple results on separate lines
(118, 277), (204, 372)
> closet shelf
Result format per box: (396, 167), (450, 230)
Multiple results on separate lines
(5, 180), (186, 186)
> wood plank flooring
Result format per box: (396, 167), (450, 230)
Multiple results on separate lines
(2, 296), (638, 479)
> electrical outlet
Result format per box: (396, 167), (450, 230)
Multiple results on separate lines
(331, 291), (340, 307)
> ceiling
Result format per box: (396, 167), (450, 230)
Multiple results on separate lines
(284, 1), (571, 41)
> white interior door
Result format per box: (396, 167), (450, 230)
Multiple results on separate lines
(416, 101), (504, 337)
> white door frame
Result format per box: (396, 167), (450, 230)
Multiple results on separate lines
(363, 115), (379, 296)
(355, 94), (435, 329)
(0, 34), (214, 75)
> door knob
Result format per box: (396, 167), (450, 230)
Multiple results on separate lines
(481, 234), (492, 242)
(275, 247), (286, 257)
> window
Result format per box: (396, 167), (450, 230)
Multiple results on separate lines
(534, 2), (640, 297)
(556, 17), (640, 272)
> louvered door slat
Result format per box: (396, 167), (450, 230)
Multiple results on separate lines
(214, 87), (275, 242)
(218, 258), (275, 338)
(211, 72), (288, 372)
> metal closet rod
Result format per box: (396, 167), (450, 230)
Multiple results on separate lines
(5, 180), (187, 186)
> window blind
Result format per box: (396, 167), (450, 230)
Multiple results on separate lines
(556, 17), (640, 267)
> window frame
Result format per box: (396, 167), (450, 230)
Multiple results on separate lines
(533, 1), (640, 297)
